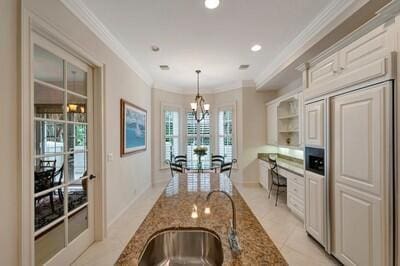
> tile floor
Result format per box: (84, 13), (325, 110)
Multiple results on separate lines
(72, 182), (339, 266)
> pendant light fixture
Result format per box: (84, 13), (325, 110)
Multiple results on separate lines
(190, 70), (210, 123)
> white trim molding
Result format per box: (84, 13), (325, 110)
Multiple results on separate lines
(60, 0), (154, 87)
(153, 80), (245, 95)
(297, 0), (400, 71)
(255, 0), (367, 90)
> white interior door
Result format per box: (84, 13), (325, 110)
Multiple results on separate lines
(331, 82), (392, 266)
(32, 33), (95, 266)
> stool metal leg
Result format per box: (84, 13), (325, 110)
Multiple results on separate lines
(268, 181), (273, 199)
(275, 185), (279, 206)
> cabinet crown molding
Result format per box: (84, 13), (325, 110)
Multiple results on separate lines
(302, 0), (400, 70)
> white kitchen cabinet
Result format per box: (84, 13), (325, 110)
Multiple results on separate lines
(339, 25), (389, 88)
(298, 92), (304, 147)
(308, 53), (339, 89)
(305, 170), (324, 244)
(279, 168), (305, 221)
(331, 83), (391, 266)
(258, 159), (270, 191)
(304, 100), (324, 147)
(266, 102), (278, 145)
(304, 24), (391, 99)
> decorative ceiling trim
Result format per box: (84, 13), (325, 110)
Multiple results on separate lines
(296, 0), (400, 71)
(153, 80), (246, 95)
(60, 0), (154, 87)
(255, 0), (368, 90)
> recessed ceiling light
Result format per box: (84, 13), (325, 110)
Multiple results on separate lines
(160, 65), (169, 70)
(239, 64), (250, 70)
(251, 44), (262, 52)
(205, 0), (220, 9)
(151, 45), (160, 52)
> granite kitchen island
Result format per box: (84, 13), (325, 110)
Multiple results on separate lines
(116, 173), (287, 265)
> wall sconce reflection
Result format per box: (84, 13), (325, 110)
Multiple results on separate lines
(67, 103), (85, 113)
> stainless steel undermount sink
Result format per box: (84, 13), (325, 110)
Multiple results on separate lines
(138, 228), (224, 266)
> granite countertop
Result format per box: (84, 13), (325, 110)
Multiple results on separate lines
(258, 153), (304, 176)
(116, 173), (287, 265)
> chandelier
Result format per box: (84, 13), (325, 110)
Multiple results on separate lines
(190, 70), (210, 123)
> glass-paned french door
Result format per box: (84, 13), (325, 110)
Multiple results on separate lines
(32, 34), (94, 265)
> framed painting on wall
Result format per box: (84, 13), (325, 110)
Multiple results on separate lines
(120, 99), (147, 156)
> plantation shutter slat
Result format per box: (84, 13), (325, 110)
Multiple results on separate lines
(164, 110), (179, 162)
(218, 109), (233, 162)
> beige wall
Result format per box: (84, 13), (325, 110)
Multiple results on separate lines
(152, 86), (275, 184)
(0, 0), (20, 264)
(241, 87), (276, 183)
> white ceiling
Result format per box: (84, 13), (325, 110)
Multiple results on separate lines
(80, 0), (334, 92)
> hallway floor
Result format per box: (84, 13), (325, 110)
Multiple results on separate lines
(72, 182), (339, 266)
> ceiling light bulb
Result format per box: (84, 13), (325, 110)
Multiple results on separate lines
(251, 44), (262, 52)
(205, 0), (220, 9)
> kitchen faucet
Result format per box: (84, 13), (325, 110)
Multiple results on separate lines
(206, 190), (241, 254)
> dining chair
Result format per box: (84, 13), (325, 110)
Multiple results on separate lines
(267, 157), (287, 206)
(220, 159), (237, 178)
(174, 155), (187, 164)
(167, 160), (184, 177)
(211, 155), (225, 172)
(35, 168), (57, 212)
(39, 159), (56, 170)
(53, 164), (64, 203)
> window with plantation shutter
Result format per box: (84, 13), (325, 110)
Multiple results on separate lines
(163, 109), (179, 164)
(218, 108), (234, 162)
(186, 112), (211, 164)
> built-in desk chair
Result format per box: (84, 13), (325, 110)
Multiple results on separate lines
(268, 157), (287, 206)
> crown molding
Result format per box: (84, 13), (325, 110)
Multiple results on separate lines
(152, 82), (187, 95)
(153, 79), (249, 95)
(213, 81), (244, 93)
(299, 0), (400, 70)
(60, 0), (154, 87)
(255, 0), (367, 90)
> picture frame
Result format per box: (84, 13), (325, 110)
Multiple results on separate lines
(120, 99), (147, 156)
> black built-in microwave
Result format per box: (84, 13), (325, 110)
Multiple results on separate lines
(305, 147), (325, 176)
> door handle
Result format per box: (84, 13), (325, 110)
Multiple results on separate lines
(89, 174), (96, 180)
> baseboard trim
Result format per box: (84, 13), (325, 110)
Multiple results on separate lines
(107, 182), (152, 229)
(152, 177), (171, 186)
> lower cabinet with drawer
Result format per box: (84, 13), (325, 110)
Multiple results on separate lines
(282, 169), (305, 221)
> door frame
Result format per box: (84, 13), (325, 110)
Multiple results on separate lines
(20, 9), (106, 265)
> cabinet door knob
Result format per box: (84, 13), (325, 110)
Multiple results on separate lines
(89, 174), (96, 180)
